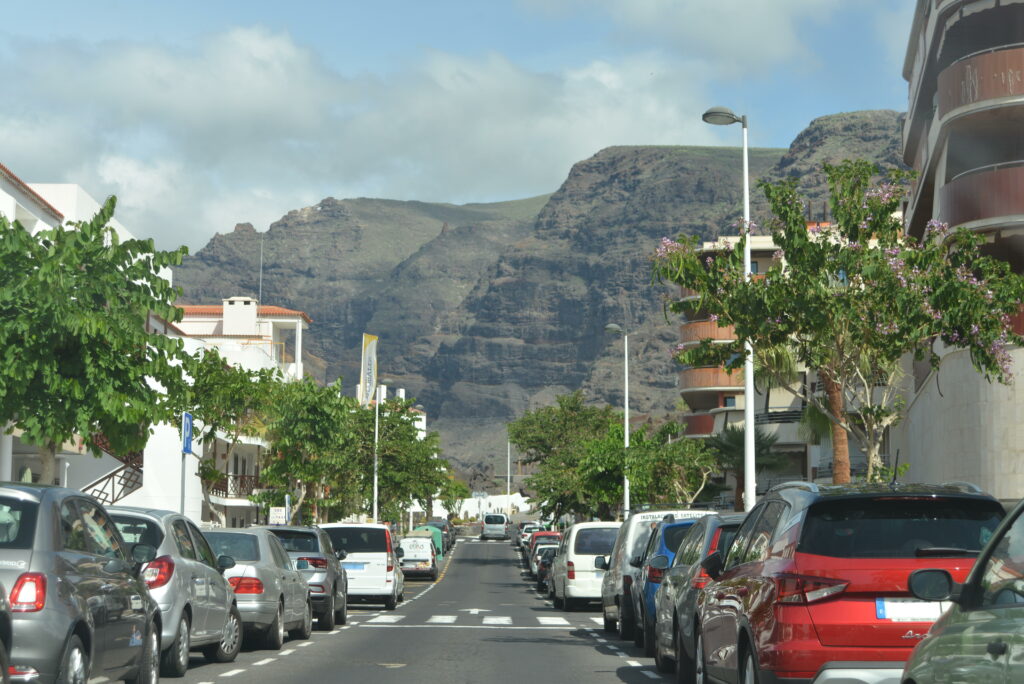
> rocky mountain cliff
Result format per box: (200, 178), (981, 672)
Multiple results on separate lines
(174, 110), (905, 488)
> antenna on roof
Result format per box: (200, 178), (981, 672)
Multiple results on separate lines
(891, 449), (900, 487)
(258, 234), (264, 304)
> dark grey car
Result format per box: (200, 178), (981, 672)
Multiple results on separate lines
(261, 526), (348, 629)
(0, 484), (162, 684)
(109, 507), (241, 677)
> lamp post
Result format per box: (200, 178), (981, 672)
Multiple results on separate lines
(702, 105), (755, 512)
(373, 377), (395, 523)
(604, 323), (631, 518)
(506, 436), (512, 518)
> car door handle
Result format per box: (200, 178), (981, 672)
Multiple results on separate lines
(987, 640), (1008, 656)
(100, 583), (118, 593)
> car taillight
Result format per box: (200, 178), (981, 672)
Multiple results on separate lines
(646, 565), (665, 584)
(308, 584), (325, 593)
(228, 577), (265, 594)
(567, 561), (575, 580)
(8, 666), (38, 678)
(691, 566), (711, 590)
(9, 573), (46, 612)
(141, 556), (175, 590)
(775, 574), (848, 604)
(298, 556), (328, 569)
(386, 531), (394, 572)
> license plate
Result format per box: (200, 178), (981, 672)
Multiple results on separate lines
(876, 598), (949, 622)
(343, 562), (365, 571)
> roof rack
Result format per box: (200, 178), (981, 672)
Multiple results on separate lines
(633, 502), (706, 512)
(940, 481), (984, 493)
(767, 481), (821, 494)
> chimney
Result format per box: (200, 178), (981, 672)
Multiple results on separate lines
(222, 296), (259, 336)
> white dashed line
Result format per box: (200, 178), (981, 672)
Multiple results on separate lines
(537, 616), (570, 626)
(627, 660), (643, 667)
(298, 641), (313, 647)
(482, 616), (512, 625)
(220, 670), (245, 677)
(427, 615), (458, 624)
(279, 648), (295, 656)
(253, 658), (276, 666)
(641, 672), (660, 680)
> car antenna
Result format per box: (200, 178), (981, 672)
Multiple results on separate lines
(890, 449), (900, 488)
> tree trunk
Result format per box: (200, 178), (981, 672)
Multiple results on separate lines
(289, 482), (307, 525)
(202, 483), (227, 527)
(864, 439), (882, 483)
(821, 374), (851, 484)
(38, 441), (57, 485)
(734, 471), (745, 512)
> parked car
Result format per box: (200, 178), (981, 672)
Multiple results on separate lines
(599, 507), (712, 640)
(320, 523), (405, 609)
(1, 485), (162, 684)
(110, 506), (241, 676)
(526, 530), (562, 563)
(652, 513), (744, 675)
(696, 482), (1004, 684)
(515, 520), (540, 547)
(903, 494), (1024, 684)
(425, 519), (455, 553)
(205, 529), (313, 649)
(263, 525), (348, 628)
(530, 542), (561, 577)
(629, 517), (702, 655)
(481, 513), (511, 540)
(551, 521), (622, 611)
(412, 524), (445, 561)
(535, 546), (558, 592)
(518, 524), (542, 550)
(399, 535), (438, 580)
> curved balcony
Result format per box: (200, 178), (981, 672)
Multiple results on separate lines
(938, 161), (1024, 229)
(679, 367), (743, 393)
(679, 320), (736, 346)
(682, 413), (715, 437)
(938, 44), (1024, 119)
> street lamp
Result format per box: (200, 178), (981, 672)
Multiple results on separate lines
(605, 323), (631, 518)
(703, 105), (755, 512)
(373, 377), (395, 523)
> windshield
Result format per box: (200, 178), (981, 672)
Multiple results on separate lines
(800, 498), (1005, 558)
(110, 514), (164, 549)
(206, 532), (261, 561)
(0, 497), (37, 550)
(485, 515), (506, 525)
(324, 527), (387, 554)
(269, 529), (320, 553)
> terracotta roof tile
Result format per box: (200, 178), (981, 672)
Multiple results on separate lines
(178, 304), (312, 324)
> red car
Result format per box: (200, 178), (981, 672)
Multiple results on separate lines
(696, 482), (1004, 684)
(526, 530), (562, 560)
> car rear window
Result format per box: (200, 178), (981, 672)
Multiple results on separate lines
(716, 525), (740, 555)
(323, 527), (387, 554)
(575, 527), (619, 555)
(800, 497), (1005, 558)
(663, 524), (694, 555)
(205, 532), (261, 561)
(270, 529), (321, 553)
(0, 497), (37, 550)
(110, 515), (165, 549)
(485, 515), (506, 525)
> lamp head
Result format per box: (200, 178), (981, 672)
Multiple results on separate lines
(702, 106), (743, 126)
(605, 323), (624, 335)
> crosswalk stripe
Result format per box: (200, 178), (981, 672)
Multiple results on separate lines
(427, 615), (457, 624)
(590, 617), (604, 625)
(537, 616), (570, 626)
(367, 614), (405, 624)
(482, 616), (512, 625)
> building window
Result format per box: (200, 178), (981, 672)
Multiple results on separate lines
(723, 396), (736, 408)
(750, 261), (759, 274)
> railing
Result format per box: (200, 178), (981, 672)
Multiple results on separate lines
(82, 464), (143, 505)
(939, 161), (1024, 228)
(211, 474), (262, 498)
(755, 410), (803, 425)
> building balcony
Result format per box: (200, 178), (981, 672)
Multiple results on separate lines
(679, 320), (736, 347)
(938, 44), (1024, 120)
(938, 161), (1024, 230)
(682, 413), (715, 437)
(211, 474), (262, 499)
(679, 367), (743, 393)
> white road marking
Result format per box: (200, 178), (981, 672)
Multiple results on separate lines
(279, 648), (295, 656)
(537, 616), (570, 626)
(427, 615), (458, 623)
(596, 638), (607, 643)
(642, 672), (660, 680)
(253, 658), (276, 666)
(220, 670), (246, 677)
(360, 624), (577, 630)
(590, 617), (604, 625)
(330, 628), (343, 633)
(482, 616), (512, 625)
(367, 614), (405, 623)
(298, 641), (312, 647)
(627, 660), (643, 667)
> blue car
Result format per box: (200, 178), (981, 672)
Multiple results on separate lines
(630, 516), (706, 655)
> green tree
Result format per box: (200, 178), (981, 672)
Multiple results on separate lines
(0, 197), (189, 484)
(705, 425), (786, 511)
(439, 476), (471, 519)
(180, 348), (280, 525)
(654, 160), (1024, 482)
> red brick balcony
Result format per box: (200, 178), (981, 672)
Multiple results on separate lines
(680, 320), (736, 346)
(679, 367), (743, 392)
(938, 162), (1024, 229)
(682, 413), (715, 436)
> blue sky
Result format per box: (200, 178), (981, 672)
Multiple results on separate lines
(0, 1), (912, 249)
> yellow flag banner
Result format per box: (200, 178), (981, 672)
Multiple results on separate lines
(358, 333), (378, 407)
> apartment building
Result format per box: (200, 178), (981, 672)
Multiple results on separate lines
(894, 0), (1024, 498)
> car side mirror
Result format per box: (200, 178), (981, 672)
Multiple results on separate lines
(629, 555), (642, 568)
(217, 555), (236, 571)
(105, 557), (133, 575)
(337, 549), (348, 560)
(295, 559), (310, 570)
(701, 551), (724, 580)
(649, 555), (670, 570)
(396, 547), (405, 559)
(909, 568), (961, 603)
(594, 556), (608, 570)
(131, 543), (158, 565)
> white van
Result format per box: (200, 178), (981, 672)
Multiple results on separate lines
(597, 508), (712, 636)
(550, 521), (622, 611)
(481, 513), (510, 540)
(398, 535), (437, 580)
(321, 523), (405, 610)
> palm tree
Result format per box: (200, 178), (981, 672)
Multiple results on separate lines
(706, 425), (786, 511)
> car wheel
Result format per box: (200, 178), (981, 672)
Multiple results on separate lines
(0, 634), (9, 684)
(384, 591), (397, 610)
(562, 597), (575, 612)
(602, 607), (616, 633)
(431, 566), (439, 581)
(56, 635), (89, 684)
(336, 592), (348, 625)
(161, 612), (190, 677)
(263, 601), (285, 650)
(643, 610), (656, 657)
(633, 604), (645, 647)
(740, 648), (760, 684)
(693, 627), (707, 684)
(203, 605), (242, 663)
(290, 599), (313, 640)
(617, 596), (635, 640)
(124, 622), (159, 684)
(553, 591), (564, 609)
(675, 624), (694, 684)
(318, 591), (336, 630)
(654, 624), (674, 674)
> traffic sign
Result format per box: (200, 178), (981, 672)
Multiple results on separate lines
(181, 412), (193, 455)
(268, 507), (287, 525)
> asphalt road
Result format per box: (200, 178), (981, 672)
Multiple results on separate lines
(161, 536), (668, 684)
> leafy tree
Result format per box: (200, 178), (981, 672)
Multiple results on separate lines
(439, 476), (471, 519)
(180, 348), (280, 525)
(654, 160), (1024, 482)
(705, 425), (786, 510)
(0, 197), (189, 484)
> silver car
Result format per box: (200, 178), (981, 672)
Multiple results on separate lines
(205, 529), (313, 649)
(0, 485), (161, 684)
(261, 525), (348, 628)
(109, 506), (241, 677)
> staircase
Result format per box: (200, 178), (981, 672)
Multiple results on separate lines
(80, 435), (144, 505)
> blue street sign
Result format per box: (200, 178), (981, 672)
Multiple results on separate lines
(182, 412), (193, 455)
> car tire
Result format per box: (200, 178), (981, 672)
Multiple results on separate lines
(654, 625), (674, 674)
(336, 593), (348, 625)
(643, 612), (657, 657)
(739, 647), (760, 684)
(161, 612), (190, 677)
(602, 608), (616, 633)
(263, 601), (285, 650)
(692, 626), (707, 684)
(318, 591), (336, 630)
(124, 622), (159, 684)
(290, 599), (313, 640)
(431, 566), (439, 581)
(553, 591), (564, 609)
(203, 605), (242, 663)
(675, 624), (694, 684)
(0, 635), (9, 684)
(56, 634), (89, 684)
(633, 604), (645, 647)
(384, 592), (397, 610)
(617, 595), (635, 640)
(562, 597), (575, 612)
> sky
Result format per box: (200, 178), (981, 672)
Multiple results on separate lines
(0, 1), (913, 251)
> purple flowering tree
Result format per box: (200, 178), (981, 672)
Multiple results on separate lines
(653, 160), (1024, 483)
